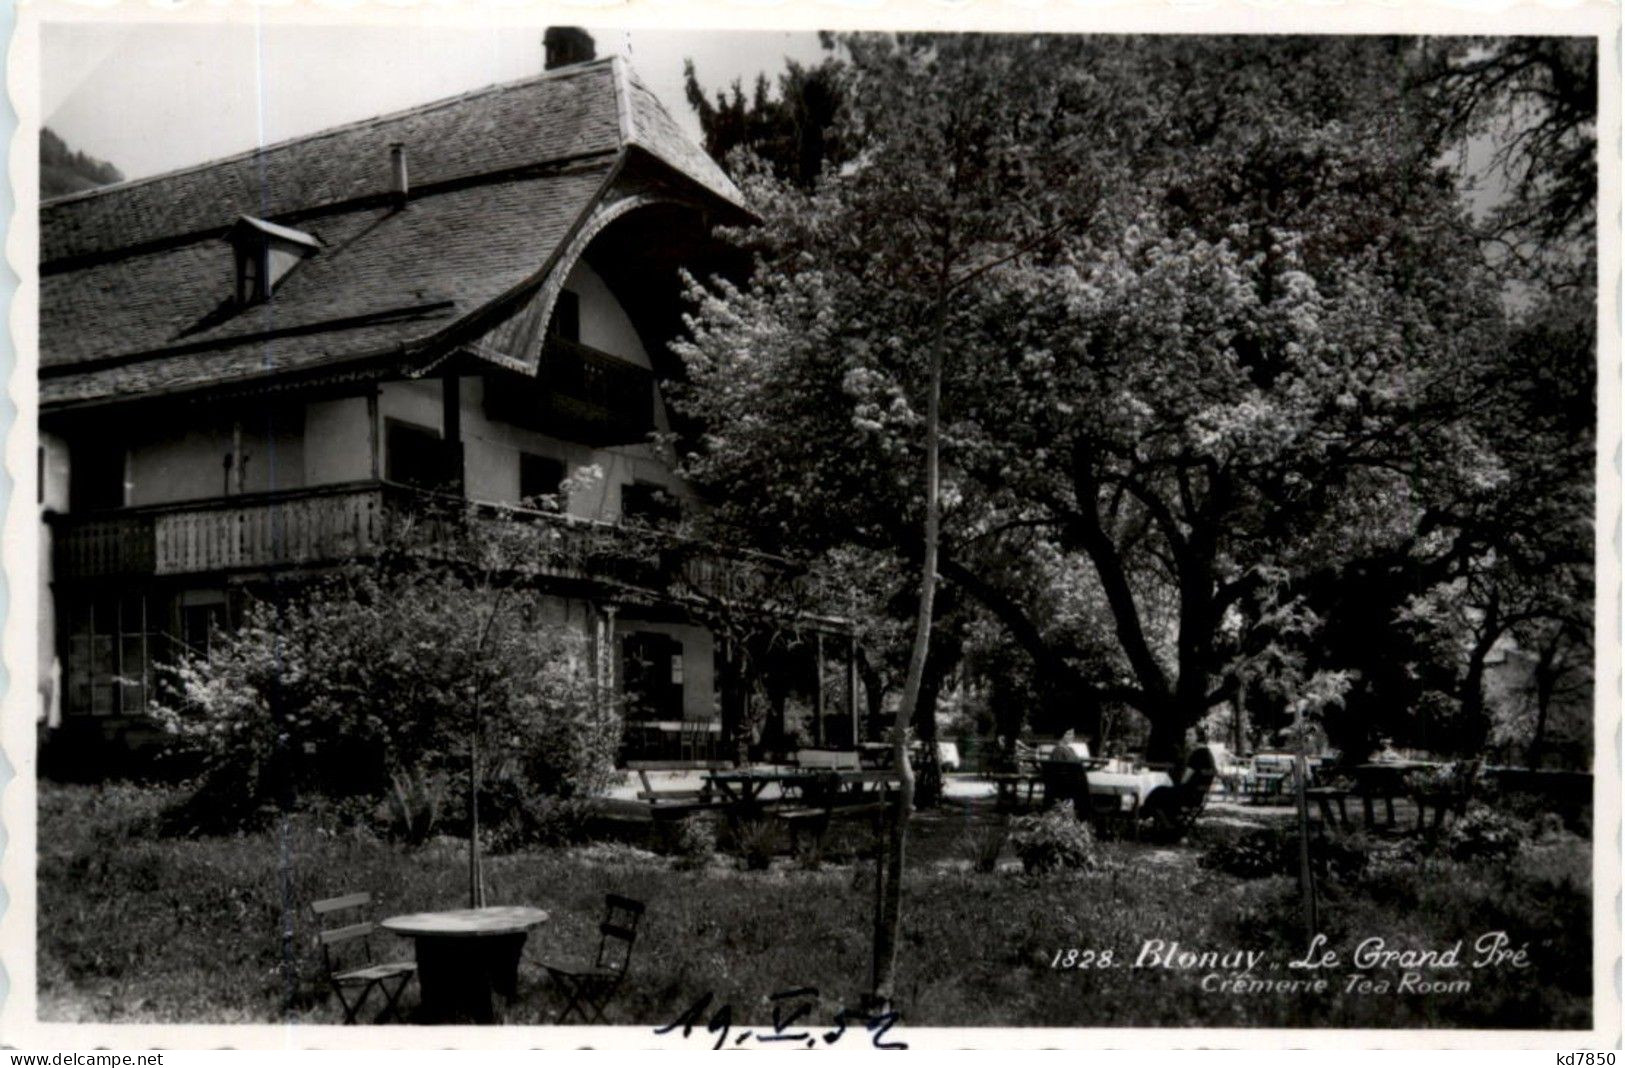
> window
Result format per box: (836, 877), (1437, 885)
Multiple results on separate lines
(65, 592), (156, 717)
(68, 440), (125, 512)
(236, 245), (265, 305)
(621, 481), (680, 526)
(621, 632), (684, 722)
(230, 216), (319, 305)
(548, 289), (580, 343)
(385, 419), (445, 489)
(181, 602), (226, 654)
(519, 453), (565, 506)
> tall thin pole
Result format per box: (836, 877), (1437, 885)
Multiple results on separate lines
(469, 694), (482, 908)
(1291, 699), (1316, 941)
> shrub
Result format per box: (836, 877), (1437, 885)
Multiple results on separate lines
(460, 772), (594, 855)
(734, 819), (783, 871)
(1009, 810), (1095, 875)
(1198, 827), (1281, 878)
(960, 821), (1009, 874)
(384, 768), (445, 847)
(794, 837), (825, 871)
(1199, 824), (1372, 882)
(671, 817), (717, 871)
(153, 544), (621, 833)
(1446, 804), (1524, 862)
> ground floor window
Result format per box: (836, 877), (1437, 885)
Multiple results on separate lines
(621, 631), (684, 723)
(62, 589), (227, 718)
(65, 592), (156, 716)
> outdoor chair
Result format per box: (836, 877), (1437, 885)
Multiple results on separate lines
(311, 891), (417, 1024)
(1038, 760), (1088, 820)
(543, 894), (646, 1024)
(1140, 747), (1218, 842)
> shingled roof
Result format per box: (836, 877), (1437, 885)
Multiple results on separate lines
(40, 57), (744, 409)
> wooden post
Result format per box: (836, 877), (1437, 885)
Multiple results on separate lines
(367, 390), (381, 480)
(1292, 699), (1317, 942)
(813, 633), (826, 747)
(442, 374), (464, 495)
(848, 635), (860, 746)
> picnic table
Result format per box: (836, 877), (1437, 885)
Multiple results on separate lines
(703, 767), (804, 810)
(704, 767), (898, 812)
(1307, 760), (1444, 830)
(381, 905), (548, 1023)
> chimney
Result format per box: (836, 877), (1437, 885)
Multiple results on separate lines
(389, 143), (409, 203)
(543, 27), (595, 70)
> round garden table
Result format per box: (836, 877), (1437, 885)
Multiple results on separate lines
(381, 905), (548, 1024)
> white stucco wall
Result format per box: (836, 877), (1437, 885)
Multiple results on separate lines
(38, 431), (68, 726)
(370, 257), (696, 523)
(304, 395), (374, 484)
(123, 403), (309, 507)
(614, 618), (717, 722)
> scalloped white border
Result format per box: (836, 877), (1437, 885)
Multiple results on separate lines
(1, 0), (1618, 1051)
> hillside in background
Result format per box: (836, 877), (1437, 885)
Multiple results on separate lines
(41, 127), (123, 199)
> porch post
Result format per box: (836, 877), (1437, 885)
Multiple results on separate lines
(367, 390), (381, 480)
(813, 632), (826, 747)
(848, 634), (860, 746)
(441, 374), (464, 496)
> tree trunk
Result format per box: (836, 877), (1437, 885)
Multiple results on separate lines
(718, 637), (751, 766)
(1526, 635), (1563, 769)
(1144, 707), (1189, 765)
(1459, 598), (1501, 755)
(857, 649), (886, 741)
(872, 295), (945, 1011)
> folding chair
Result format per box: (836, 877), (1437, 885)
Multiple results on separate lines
(1141, 747), (1218, 842)
(311, 892), (417, 1024)
(543, 894), (645, 1024)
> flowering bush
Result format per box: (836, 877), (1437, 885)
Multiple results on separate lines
(1446, 804), (1524, 862)
(154, 555), (620, 834)
(1010, 810), (1096, 875)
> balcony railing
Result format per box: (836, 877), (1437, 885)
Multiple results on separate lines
(49, 482), (798, 610)
(483, 337), (655, 447)
(51, 482), (387, 581)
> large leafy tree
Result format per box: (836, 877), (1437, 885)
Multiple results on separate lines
(679, 31), (1140, 1006)
(676, 32), (1586, 998)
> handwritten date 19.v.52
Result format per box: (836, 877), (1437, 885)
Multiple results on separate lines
(654, 987), (908, 1049)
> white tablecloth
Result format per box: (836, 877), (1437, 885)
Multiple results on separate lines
(1087, 769), (1173, 806)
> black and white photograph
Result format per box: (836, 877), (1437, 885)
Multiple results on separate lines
(4, 2), (1618, 1049)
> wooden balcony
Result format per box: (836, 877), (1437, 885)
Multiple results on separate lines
(49, 482), (798, 610)
(51, 482), (387, 581)
(483, 337), (656, 447)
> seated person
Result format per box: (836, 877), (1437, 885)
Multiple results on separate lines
(1046, 730), (1090, 763)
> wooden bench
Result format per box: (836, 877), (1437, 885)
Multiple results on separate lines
(635, 770), (715, 812)
(796, 749), (861, 771)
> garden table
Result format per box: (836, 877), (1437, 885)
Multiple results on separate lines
(704, 768), (812, 809)
(1352, 762), (1438, 829)
(1087, 768), (1174, 814)
(381, 905), (548, 1024)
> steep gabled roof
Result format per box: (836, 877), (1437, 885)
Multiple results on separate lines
(40, 56), (745, 409)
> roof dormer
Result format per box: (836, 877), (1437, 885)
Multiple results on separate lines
(228, 215), (320, 305)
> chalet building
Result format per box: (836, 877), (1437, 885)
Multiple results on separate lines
(37, 37), (859, 769)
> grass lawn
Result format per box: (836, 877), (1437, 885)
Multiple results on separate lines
(37, 782), (1592, 1032)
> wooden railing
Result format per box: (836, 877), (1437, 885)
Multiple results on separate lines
(50, 482), (796, 608)
(51, 482), (388, 580)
